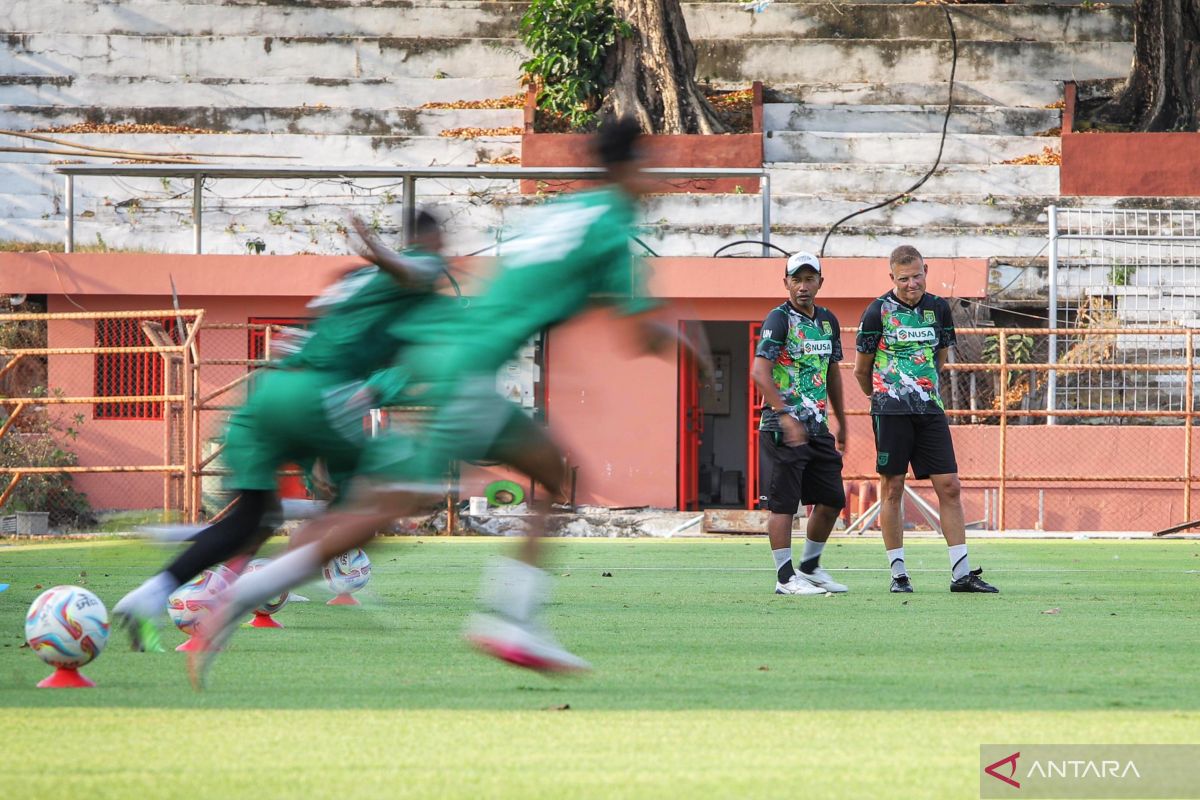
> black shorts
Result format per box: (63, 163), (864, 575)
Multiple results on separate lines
(759, 430), (846, 515)
(872, 414), (958, 479)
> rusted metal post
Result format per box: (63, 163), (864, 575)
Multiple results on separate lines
(1186, 332), (1195, 522)
(0, 402), (26, 440)
(0, 472), (24, 509)
(998, 332), (1008, 532)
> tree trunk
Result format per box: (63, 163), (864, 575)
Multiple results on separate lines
(1090, 0), (1200, 131)
(602, 0), (726, 134)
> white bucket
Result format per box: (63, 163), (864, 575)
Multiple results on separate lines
(468, 496), (489, 516)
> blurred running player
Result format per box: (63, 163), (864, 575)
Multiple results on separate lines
(111, 211), (451, 651)
(193, 117), (712, 684)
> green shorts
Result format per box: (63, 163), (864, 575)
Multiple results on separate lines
(356, 375), (543, 491)
(222, 369), (373, 493)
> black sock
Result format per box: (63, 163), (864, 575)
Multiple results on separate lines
(777, 561), (796, 583)
(799, 556), (820, 574)
(165, 490), (272, 585)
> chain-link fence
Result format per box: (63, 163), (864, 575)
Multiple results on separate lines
(1050, 207), (1200, 419)
(0, 308), (203, 533)
(838, 326), (1199, 533)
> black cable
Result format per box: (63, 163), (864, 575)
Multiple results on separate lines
(632, 236), (659, 256)
(712, 239), (792, 258)
(818, 6), (958, 258)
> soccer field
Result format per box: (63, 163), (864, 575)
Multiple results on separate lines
(2, 537), (1198, 799)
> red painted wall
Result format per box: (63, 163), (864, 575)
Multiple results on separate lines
(1061, 81), (1200, 197)
(9, 252), (1192, 530)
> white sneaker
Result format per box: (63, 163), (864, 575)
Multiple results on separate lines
(798, 567), (848, 593)
(465, 612), (591, 673)
(774, 574), (825, 596)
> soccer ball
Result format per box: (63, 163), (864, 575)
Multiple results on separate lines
(25, 585), (110, 669)
(167, 568), (233, 635)
(323, 548), (371, 596)
(244, 557), (289, 615)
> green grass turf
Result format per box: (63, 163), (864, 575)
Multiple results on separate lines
(1, 537), (1198, 798)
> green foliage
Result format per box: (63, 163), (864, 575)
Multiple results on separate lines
(0, 403), (95, 528)
(520, 0), (630, 131)
(1107, 263), (1136, 286)
(982, 332), (1036, 390)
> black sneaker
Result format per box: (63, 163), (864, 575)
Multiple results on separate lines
(890, 574), (913, 593)
(951, 567), (999, 593)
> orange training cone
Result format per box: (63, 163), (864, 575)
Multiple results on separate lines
(248, 611), (284, 628)
(327, 593), (360, 606)
(37, 665), (96, 688)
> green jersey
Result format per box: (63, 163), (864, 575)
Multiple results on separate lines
(855, 291), (956, 415)
(284, 248), (445, 379)
(755, 302), (842, 436)
(392, 186), (658, 377)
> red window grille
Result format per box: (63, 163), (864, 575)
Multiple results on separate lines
(247, 317), (310, 365)
(94, 316), (179, 420)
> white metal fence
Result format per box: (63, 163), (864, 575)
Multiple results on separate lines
(1048, 206), (1200, 423)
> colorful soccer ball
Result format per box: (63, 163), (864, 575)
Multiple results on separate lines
(323, 548), (371, 596)
(167, 568), (233, 635)
(244, 558), (289, 615)
(25, 585), (110, 669)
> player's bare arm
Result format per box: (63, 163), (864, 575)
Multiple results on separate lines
(751, 356), (807, 447)
(826, 357), (847, 452)
(853, 350), (874, 398)
(348, 214), (438, 286)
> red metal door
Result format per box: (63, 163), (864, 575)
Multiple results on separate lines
(747, 322), (764, 509)
(677, 321), (703, 511)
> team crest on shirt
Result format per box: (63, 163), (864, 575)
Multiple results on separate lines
(923, 310), (936, 323)
(822, 320), (833, 335)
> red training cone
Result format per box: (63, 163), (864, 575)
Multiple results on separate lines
(327, 593), (360, 606)
(248, 611), (284, 628)
(176, 636), (203, 652)
(37, 666), (96, 688)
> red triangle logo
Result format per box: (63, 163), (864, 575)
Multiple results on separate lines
(985, 752), (1021, 789)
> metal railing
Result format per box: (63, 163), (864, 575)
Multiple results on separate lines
(54, 164), (772, 256)
(1047, 205), (1200, 424)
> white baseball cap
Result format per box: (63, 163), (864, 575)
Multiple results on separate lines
(786, 251), (821, 275)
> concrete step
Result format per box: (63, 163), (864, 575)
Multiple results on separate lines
(766, 80), (1082, 109)
(765, 130), (1055, 164)
(764, 103), (1061, 136)
(0, 132), (520, 167)
(0, 75), (520, 110)
(767, 163), (1060, 196)
(0, 105), (521, 136)
(685, 3), (1132, 43)
(2, 1), (1133, 42)
(2, 0), (526, 37)
(0, 34), (525, 80)
(696, 39), (1133, 84)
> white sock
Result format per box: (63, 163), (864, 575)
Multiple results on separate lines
(949, 544), (970, 580)
(231, 543), (323, 613)
(115, 571), (177, 618)
(887, 547), (906, 578)
(799, 537), (825, 574)
(771, 547), (795, 583)
(480, 556), (547, 623)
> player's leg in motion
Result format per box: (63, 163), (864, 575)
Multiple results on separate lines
(462, 408), (589, 672)
(112, 489), (275, 651)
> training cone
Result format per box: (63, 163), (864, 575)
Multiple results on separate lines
(175, 636), (203, 652)
(248, 611), (283, 628)
(37, 666), (96, 688)
(327, 593), (360, 606)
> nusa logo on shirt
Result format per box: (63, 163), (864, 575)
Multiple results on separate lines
(802, 340), (834, 356)
(893, 327), (937, 343)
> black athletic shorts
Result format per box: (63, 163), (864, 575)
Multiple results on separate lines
(872, 413), (958, 479)
(759, 430), (846, 514)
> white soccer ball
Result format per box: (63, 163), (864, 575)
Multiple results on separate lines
(167, 568), (233, 635)
(25, 585), (110, 668)
(323, 548), (371, 596)
(244, 557), (289, 615)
